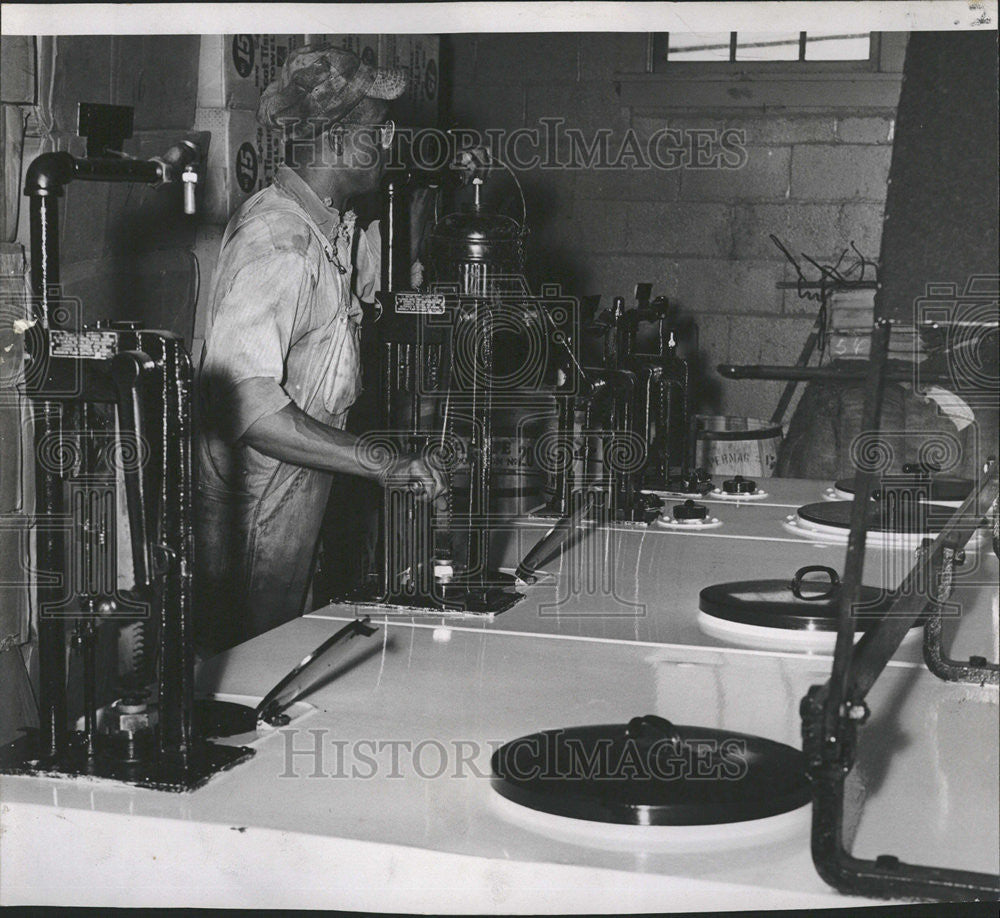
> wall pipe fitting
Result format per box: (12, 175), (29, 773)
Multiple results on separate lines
(24, 142), (202, 328)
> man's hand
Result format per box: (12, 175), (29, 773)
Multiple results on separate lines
(410, 259), (424, 289)
(380, 452), (448, 506)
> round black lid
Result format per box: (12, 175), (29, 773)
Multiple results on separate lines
(834, 476), (972, 503)
(491, 715), (810, 825)
(698, 566), (911, 632)
(798, 499), (953, 534)
(430, 207), (523, 241)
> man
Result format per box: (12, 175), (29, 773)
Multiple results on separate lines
(195, 46), (445, 652)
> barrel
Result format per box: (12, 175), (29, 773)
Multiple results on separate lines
(446, 401), (557, 518)
(489, 403), (556, 516)
(695, 415), (783, 478)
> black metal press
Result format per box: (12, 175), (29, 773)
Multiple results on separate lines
(0, 111), (253, 790)
(538, 283), (706, 524)
(338, 173), (526, 614)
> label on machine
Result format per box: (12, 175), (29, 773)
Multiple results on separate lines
(395, 293), (446, 315)
(49, 329), (119, 360)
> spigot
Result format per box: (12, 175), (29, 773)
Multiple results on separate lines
(182, 166), (198, 215)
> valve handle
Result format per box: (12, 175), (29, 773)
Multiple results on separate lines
(723, 474), (757, 494)
(673, 499), (707, 521)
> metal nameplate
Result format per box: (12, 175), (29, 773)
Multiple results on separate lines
(49, 329), (118, 360)
(395, 293), (446, 315)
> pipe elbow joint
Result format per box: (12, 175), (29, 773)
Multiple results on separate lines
(24, 152), (77, 197)
(151, 140), (201, 183)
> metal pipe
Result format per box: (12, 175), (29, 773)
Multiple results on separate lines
(381, 179), (411, 294)
(157, 335), (195, 762)
(35, 402), (67, 758)
(409, 344), (420, 437)
(80, 617), (97, 757)
(478, 306), (493, 581)
(23, 148), (196, 195)
(719, 363), (956, 383)
(825, 318), (892, 737)
(551, 394), (574, 516)
(111, 351), (156, 588)
(25, 148), (200, 328)
(29, 196), (60, 328)
(379, 341), (394, 598)
(73, 158), (161, 185)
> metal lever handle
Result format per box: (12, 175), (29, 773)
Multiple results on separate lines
(256, 618), (379, 725)
(515, 490), (596, 584)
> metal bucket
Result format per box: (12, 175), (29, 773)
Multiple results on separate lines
(695, 415), (783, 478)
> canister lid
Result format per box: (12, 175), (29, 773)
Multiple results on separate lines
(798, 499), (952, 533)
(698, 567), (900, 632)
(491, 715), (810, 825)
(833, 476), (972, 503)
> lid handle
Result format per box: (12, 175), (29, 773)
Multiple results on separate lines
(791, 565), (840, 601)
(625, 714), (684, 751)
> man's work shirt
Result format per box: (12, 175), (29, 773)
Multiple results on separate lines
(197, 164), (380, 498)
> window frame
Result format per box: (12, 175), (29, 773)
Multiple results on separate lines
(616, 32), (907, 112)
(652, 31), (880, 73)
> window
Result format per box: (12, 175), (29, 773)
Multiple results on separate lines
(621, 33), (905, 111)
(654, 31), (875, 70)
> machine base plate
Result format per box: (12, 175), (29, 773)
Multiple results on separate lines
(0, 733), (254, 792)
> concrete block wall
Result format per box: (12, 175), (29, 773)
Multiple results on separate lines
(446, 33), (902, 419)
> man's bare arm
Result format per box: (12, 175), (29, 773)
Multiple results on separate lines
(241, 402), (446, 499)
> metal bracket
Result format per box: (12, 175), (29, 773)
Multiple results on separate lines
(801, 683), (999, 901)
(151, 543), (176, 577)
(923, 613), (1000, 686)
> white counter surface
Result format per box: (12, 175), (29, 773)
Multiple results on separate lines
(2, 478), (998, 912)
